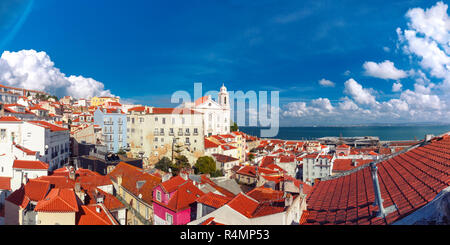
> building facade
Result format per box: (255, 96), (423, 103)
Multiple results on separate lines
(93, 107), (127, 153)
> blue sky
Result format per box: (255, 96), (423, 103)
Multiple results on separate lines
(1, 0), (450, 125)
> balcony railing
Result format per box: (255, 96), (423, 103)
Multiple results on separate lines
(178, 132), (183, 136)
(185, 132), (190, 136)
(169, 132), (174, 136)
(104, 121), (114, 125)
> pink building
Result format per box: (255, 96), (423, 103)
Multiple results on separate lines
(152, 175), (204, 225)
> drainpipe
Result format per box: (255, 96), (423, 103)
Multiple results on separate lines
(370, 162), (386, 218)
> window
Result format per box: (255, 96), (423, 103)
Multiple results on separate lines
(166, 213), (173, 225)
(156, 191), (161, 201)
(0, 129), (5, 141)
(139, 117), (144, 123)
(162, 118), (166, 124)
(155, 117), (158, 122)
(145, 207), (149, 219)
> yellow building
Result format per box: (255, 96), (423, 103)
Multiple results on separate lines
(90, 96), (120, 107)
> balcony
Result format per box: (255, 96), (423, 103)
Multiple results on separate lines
(169, 132), (174, 136)
(178, 132), (183, 136)
(104, 121), (114, 125)
(193, 132), (198, 136)
(185, 132), (190, 136)
(159, 132), (165, 136)
(153, 132), (159, 136)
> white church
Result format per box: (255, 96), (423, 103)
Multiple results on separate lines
(183, 84), (231, 136)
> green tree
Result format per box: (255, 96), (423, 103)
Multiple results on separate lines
(194, 156), (216, 175)
(230, 121), (239, 132)
(155, 156), (172, 172)
(248, 153), (255, 162)
(174, 155), (190, 172)
(210, 169), (224, 177)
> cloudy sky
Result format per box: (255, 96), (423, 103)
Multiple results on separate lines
(1, 0), (450, 126)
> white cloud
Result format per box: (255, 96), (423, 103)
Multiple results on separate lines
(343, 78), (377, 105)
(392, 82), (403, 92)
(0, 50), (113, 99)
(338, 97), (359, 111)
(363, 60), (408, 80)
(311, 98), (333, 112)
(383, 46), (390, 52)
(398, 1), (450, 91)
(318, 78), (335, 87)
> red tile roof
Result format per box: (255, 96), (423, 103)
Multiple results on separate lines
(0, 177), (11, 190)
(6, 179), (50, 208)
(204, 138), (220, 149)
(236, 165), (278, 177)
(155, 177), (205, 212)
(35, 188), (79, 213)
(28, 121), (69, 132)
(108, 162), (161, 204)
(76, 205), (118, 225)
(199, 217), (224, 225)
(246, 187), (285, 202)
(301, 135), (450, 225)
(0, 116), (21, 122)
(13, 160), (49, 170)
(200, 175), (236, 198)
(227, 193), (286, 218)
(212, 153), (239, 163)
(195, 96), (210, 106)
(196, 192), (233, 208)
(333, 159), (373, 172)
(260, 156), (276, 168)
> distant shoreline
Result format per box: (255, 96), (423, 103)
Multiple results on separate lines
(239, 125), (450, 141)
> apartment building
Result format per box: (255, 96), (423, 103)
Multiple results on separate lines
(0, 117), (70, 174)
(127, 106), (205, 165)
(302, 153), (335, 184)
(93, 107), (127, 153)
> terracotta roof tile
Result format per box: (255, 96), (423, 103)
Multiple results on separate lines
(35, 188), (79, 213)
(302, 135), (450, 225)
(13, 160), (49, 170)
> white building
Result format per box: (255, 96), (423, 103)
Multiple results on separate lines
(302, 153), (335, 184)
(0, 116), (70, 177)
(183, 84), (231, 136)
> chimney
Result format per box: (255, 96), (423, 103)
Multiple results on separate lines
(75, 182), (81, 192)
(96, 205), (101, 213)
(162, 173), (172, 182)
(425, 134), (434, 142)
(351, 159), (357, 167)
(96, 191), (105, 204)
(370, 162), (386, 218)
(180, 172), (188, 180)
(22, 172), (29, 185)
(69, 167), (76, 180)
